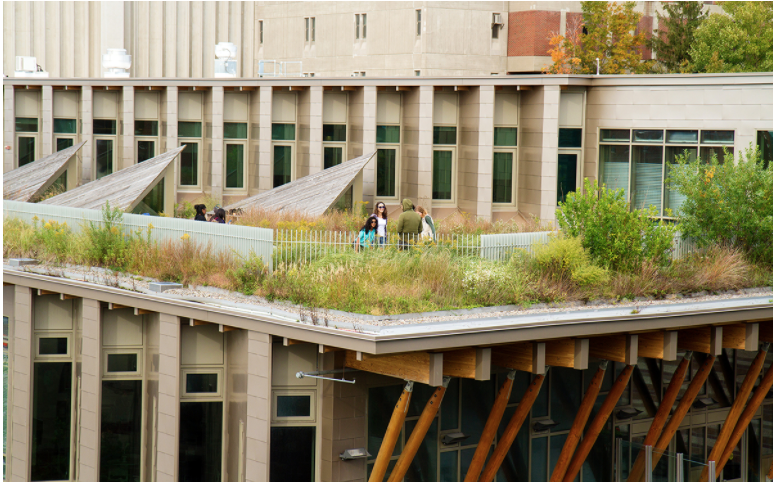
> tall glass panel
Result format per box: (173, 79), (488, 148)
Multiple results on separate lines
(270, 426), (315, 482)
(100, 380), (142, 482)
(460, 378), (494, 446)
(664, 147), (696, 216)
(441, 377), (460, 430)
(493, 152), (514, 203)
(432, 150), (453, 200)
(273, 145), (292, 187)
(376, 149), (396, 197)
(96, 139), (114, 179)
(632, 145), (664, 212)
(324, 146), (343, 169)
(137, 140), (155, 162)
(18, 137), (36, 166)
(531, 437), (548, 482)
(498, 404), (529, 482)
(53, 118), (77, 134)
(748, 418), (762, 482)
(440, 451), (458, 482)
(551, 367), (581, 431)
(599, 145), (630, 197)
(367, 385), (404, 460)
(179, 402), (223, 482)
(225, 144), (244, 188)
(180, 142), (199, 186)
(557, 154), (577, 204)
(405, 418), (438, 482)
(56, 138), (74, 151)
(550, 434), (569, 480)
(758, 130), (773, 169)
(31, 362), (72, 481)
(132, 181), (165, 215)
(376, 125), (400, 143)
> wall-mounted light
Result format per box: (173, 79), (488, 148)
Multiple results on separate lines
(442, 432), (470, 445)
(340, 448), (371, 461)
(533, 420), (559, 432)
(693, 397), (716, 409)
(616, 407), (643, 420)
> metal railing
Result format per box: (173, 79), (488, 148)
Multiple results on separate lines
(480, 231), (552, 261)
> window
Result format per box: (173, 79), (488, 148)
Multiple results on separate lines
(56, 138), (74, 151)
(362, 13), (367, 38)
(324, 147), (343, 169)
(270, 427), (316, 482)
(355, 13), (367, 39)
(272, 123), (296, 141)
(100, 380), (142, 482)
(305, 17), (309, 41)
(274, 145), (292, 187)
(493, 127), (517, 147)
(433, 126), (457, 145)
(134, 120), (158, 136)
(355, 14), (360, 39)
(432, 150), (453, 200)
(224, 122), (248, 139)
(179, 402), (223, 482)
(31, 362), (73, 481)
(305, 17), (315, 42)
(38, 337), (68, 356)
(323, 124), (346, 142)
(492, 13), (501, 39)
(18, 136), (36, 166)
(180, 142), (199, 186)
(132, 181), (164, 215)
(95, 138), (114, 179)
(94, 119), (117, 135)
(415, 70), (421, 76)
(225, 143), (245, 189)
(137, 140), (155, 162)
(179, 121), (202, 138)
(54, 118), (77, 134)
(758, 130), (773, 169)
(259, 20), (264, 44)
(416, 9), (422, 36)
(377, 125), (400, 143)
(376, 149), (397, 197)
(273, 392), (316, 421)
(106, 353), (139, 373)
(493, 152), (513, 203)
(558, 128), (582, 148)
(16, 117), (38, 132)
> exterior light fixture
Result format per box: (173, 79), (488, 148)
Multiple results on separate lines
(616, 407), (643, 420)
(533, 420), (559, 432)
(340, 448), (371, 461)
(693, 397), (716, 409)
(442, 432), (470, 445)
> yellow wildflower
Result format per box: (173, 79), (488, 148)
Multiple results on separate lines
(110, 226), (119, 235)
(148, 223), (154, 230)
(181, 233), (191, 241)
(44, 222), (52, 229)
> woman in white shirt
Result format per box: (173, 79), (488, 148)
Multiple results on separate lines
(372, 202), (389, 246)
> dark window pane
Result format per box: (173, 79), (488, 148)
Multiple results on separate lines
(493, 151), (513, 203)
(323, 146), (343, 169)
(273, 145), (292, 187)
(48, 171), (67, 196)
(179, 402), (223, 482)
(432, 150), (453, 200)
(100, 380), (142, 482)
(224, 122), (248, 139)
(367, 385), (404, 460)
(558, 128), (582, 148)
(557, 153), (577, 204)
(178, 121), (203, 138)
(56, 138), (74, 151)
(107, 353), (138, 372)
(440, 451), (458, 482)
(632, 145), (664, 213)
(666, 130), (698, 144)
(498, 402), (530, 482)
(433, 126), (457, 145)
(600, 129), (630, 142)
(31, 362), (72, 481)
(134, 120), (158, 136)
(276, 395), (311, 417)
(376, 149), (397, 197)
(550, 367), (582, 431)
(701, 146), (733, 164)
(531, 436), (548, 482)
(376, 125), (400, 143)
(18, 136), (36, 166)
(180, 142), (199, 186)
(270, 426), (315, 482)
(94, 119), (117, 135)
(16, 117), (38, 132)
(404, 417), (437, 482)
(701, 130), (734, 144)
(186, 373), (218, 393)
(39, 337), (68, 355)
(225, 144), (244, 188)
(323, 124), (346, 142)
(54, 118), (77, 134)
(132, 181), (164, 216)
(599, 144), (630, 197)
(461, 378), (494, 446)
(137, 140), (155, 162)
(633, 130), (664, 143)
(494, 127), (517, 147)
(441, 378), (460, 431)
(664, 147), (696, 215)
(758, 131), (773, 169)
(272, 123), (296, 141)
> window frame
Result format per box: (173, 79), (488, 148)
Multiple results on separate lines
(181, 368), (224, 399)
(102, 348), (143, 378)
(15, 134), (38, 168)
(493, 148), (517, 207)
(35, 333), (71, 358)
(224, 140), (248, 192)
(272, 142), (295, 188)
(94, 135), (116, 180)
(271, 390), (317, 423)
(416, 9), (422, 36)
(259, 20), (264, 44)
(432, 146), (457, 204)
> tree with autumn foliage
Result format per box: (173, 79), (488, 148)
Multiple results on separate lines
(544, 1), (651, 75)
(649, 1), (708, 73)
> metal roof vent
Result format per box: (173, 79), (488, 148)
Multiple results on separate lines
(215, 42), (237, 78)
(102, 49), (131, 78)
(14, 56), (48, 78)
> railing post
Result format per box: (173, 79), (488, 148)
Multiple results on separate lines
(616, 438), (623, 482)
(645, 445), (653, 482)
(708, 461), (715, 482)
(676, 453), (683, 482)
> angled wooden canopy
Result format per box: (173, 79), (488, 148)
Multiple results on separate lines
(3, 142), (86, 202)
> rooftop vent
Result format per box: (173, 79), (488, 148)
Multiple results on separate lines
(14, 56), (48, 78)
(214, 42), (237, 78)
(102, 49), (131, 78)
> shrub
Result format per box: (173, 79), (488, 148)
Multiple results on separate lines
(84, 201), (127, 268)
(227, 255), (268, 295)
(557, 179), (677, 271)
(571, 264), (610, 287)
(667, 146), (773, 265)
(530, 235), (610, 288)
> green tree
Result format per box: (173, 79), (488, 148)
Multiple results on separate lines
(545, 2), (651, 75)
(649, 1), (707, 72)
(666, 147), (773, 265)
(690, 1), (773, 73)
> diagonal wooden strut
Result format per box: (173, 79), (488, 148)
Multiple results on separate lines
(386, 378), (450, 482)
(562, 365), (635, 482)
(627, 352), (692, 482)
(716, 351), (773, 475)
(768, 459), (773, 480)
(549, 362), (609, 482)
(650, 355), (716, 472)
(369, 381), (414, 482)
(463, 371), (517, 482)
(701, 343), (769, 482)
(478, 374), (546, 482)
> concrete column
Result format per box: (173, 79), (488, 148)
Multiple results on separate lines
(211, 86), (224, 200)
(122, 86), (135, 171)
(166, 87), (179, 198)
(41, 85), (53, 155)
(4, 85), (15, 172)
(362, 85), (377, 204)
(476, 86), (495, 220)
(539, 86), (561, 222)
(81, 86), (93, 182)
(246, 331), (271, 482)
(8, 286), (32, 482)
(258, 86), (273, 192)
(308, 86), (324, 175)
(156, 313), (180, 482)
(417, 85), (434, 209)
(78, 298), (102, 482)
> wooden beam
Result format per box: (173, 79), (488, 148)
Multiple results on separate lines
(133, 308), (152, 315)
(190, 319), (208, 326)
(700, 344), (769, 482)
(108, 302), (129, 310)
(396, 86), (411, 91)
(721, 323), (759, 351)
(341, 85), (356, 91)
(386, 381), (448, 482)
(433, 86), (444, 91)
(546, 338), (589, 370)
(768, 458), (773, 480)
(191, 86), (210, 91)
(563, 365), (635, 482)
(53, 85), (82, 90)
(590, 335), (638, 364)
(37, 289), (58, 296)
(463, 371), (516, 482)
(716, 352), (773, 475)
(678, 326), (723, 355)
(627, 353), (692, 482)
(369, 382), (414, 482)
(345, 351), (441, 385)
(550, 362), (608, 482)
(492, 343), (535, 373)
(442, 348), (491, 380)
(761, 322), (773, 343)
(517, 86), (532, 91)
(638, 331), (679, 360)
(454, 86), (469, 91)
(283, 337), (307, 346)
(219, 324), (238, 332)
(376, 86), (387, 91)
(60, 293), (78, 300)
(479, 374), (546, 482)
(288, 85), (307, 91)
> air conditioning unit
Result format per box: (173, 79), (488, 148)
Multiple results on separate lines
(14, 56), (48, 77)
(492, 13), (504, 25)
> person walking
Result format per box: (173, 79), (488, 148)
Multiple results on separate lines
(372, 202), (389, 246)
(194, 204), (208, 222)
(356, 216), (378, 251)
(416, 206), (436, 241)
(395, 199), (422, 248)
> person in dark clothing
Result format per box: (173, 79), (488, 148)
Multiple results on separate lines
(210, 207), (227, 224)
(194, 204), (208, 222)
(396, 199), (422, 246)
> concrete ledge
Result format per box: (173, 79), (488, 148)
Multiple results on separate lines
(8, 258), (38, 267)
(148, 281), (184, 293)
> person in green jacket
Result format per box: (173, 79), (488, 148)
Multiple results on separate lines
(396, 198), (422, 246)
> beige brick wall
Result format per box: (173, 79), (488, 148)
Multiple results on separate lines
(8, 286), (32, 482)
(246, 331), (271, 482)
(78, 298), (102, 482)
(156, 313), (180, 482)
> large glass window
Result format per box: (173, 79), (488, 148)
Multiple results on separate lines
(323, 124), (346, 142)
(96, 139), (114, 179)
(16, 117), (38, 132)
(224, 122), (248, 139)
(132, 181), (165, 215)
(179, 121), (203, 138)
(134, 120), (158, 136)
(225, 144), (245, 189)
(273, 145), (292, 187)
(433, 126), (457, 145)
(493, 152), (514, 203)
(18, 137), (36, 166)
(757, 130), (773, 169)
(100, 380), (142, 482)
(137, 140), (155, 162)
(180, 142), (199, 186)
(557, 153), (578, 204)
(270, 427), (315, 482)
(599, 144), (630, 196)
(272, 123), (296, 141)
(323, 146), (343, 169)
(31, 362), (72, 481)
(179, 402), (223, 482)
(276, 395), (312, 417)
(53, 118), (77, 134)
(93, 119), (117, 135)
(432, 150), (453, 200)
(376, 149), (397, 197)
(376, 125), (400, 143)
(632, 145), (664, 212)
(494, 127), (517, 147)
(664, 147), (696, 216)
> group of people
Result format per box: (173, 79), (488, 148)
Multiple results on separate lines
(194, 204), (227, 224)
(356, 198), (435, 250)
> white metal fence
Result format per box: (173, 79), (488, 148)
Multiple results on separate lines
(480, 231), (552, 261)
